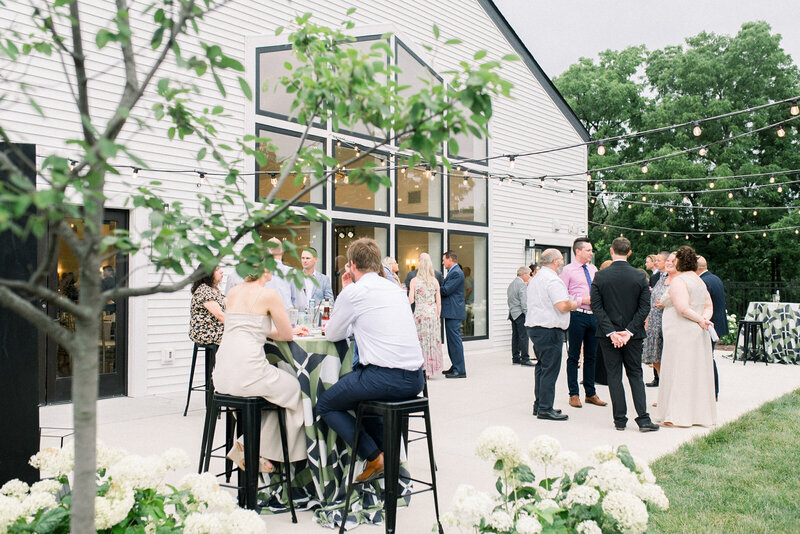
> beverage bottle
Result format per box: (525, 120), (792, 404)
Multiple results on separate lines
(320, 302), (331, 335)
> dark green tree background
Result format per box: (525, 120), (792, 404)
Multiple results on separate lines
(555, 21), (800, 282)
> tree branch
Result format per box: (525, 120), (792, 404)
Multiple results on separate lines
(0, 277), (87, 318)
(0, 286), (76, 353)
(105, 266), (205, 299)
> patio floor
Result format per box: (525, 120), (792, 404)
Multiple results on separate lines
(40, 348), (800, 533)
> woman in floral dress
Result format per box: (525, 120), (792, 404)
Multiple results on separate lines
(408, 253), (442, 377)
(643, 252), (676, 379)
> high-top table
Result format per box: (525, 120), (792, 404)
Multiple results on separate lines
(263, 336), (413, 529)
(743, 302), (800, 364)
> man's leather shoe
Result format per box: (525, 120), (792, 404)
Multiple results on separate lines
(532, 407), (562, 416)
(445, 372), (467, 379)
(615, 425), (626, 431)
(646, 377), (659, 387)
(537, 410), (568, 421)
(519, 359), (536, 367)
(443, 367), (454, 375)
(355, 453), (384, 483)
(512, 358), (521, 365)
(585, 395), (608, 406)
(638, 422), (660, 433)
(569, 395), (582, 408)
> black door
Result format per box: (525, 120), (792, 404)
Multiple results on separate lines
(41, 209), (129, 403)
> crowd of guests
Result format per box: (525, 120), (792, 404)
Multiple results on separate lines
(187, 237), (468, 483)
(510, 236), (725, 431)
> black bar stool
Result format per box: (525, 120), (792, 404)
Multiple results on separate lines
(199, 392), (297, 521)
(733, 320), (768, 366)
(183, 343), (217, 416)
(338, 396), (443, 534)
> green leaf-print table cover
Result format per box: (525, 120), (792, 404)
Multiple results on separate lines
(743, 302), (800, 364)
(263, 337), (412, 529)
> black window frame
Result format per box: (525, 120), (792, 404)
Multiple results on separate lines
(394, 224), (444, 281)
(330, 218), (391, 295)
(447, 169), (489, 227)
(447, 228), (489, 341)
(331, 143), (391, 216)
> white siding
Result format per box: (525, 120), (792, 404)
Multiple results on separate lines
(3, 0), (586, 395)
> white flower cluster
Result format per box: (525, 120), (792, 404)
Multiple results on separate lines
(487, 509), (514, 531)
(515, 513), (543, 534)
(474, 426), (523, 468)
(555, 450), (583, 476)
(179, 472), (237, 513)
(562, 485), (600, 507)
(448, 484), (497, 527)
(602, 490), (649, 534)
(527, 435), (561, 465)
(29, 445), (74, 478)
(97, 441), (128, 471)
(0, 480), (30, 497)
(95, 485), (136, 530)
(634, 483), (670, 510)
(183, 509), (267, 534)
(534, 498), (560, 511)
(0, 494), (26, 532)
(576, 519), (603, 534)
(586, 459), (640, 493)
(632, 456), (656, 484)
(589, 445), (617, 464)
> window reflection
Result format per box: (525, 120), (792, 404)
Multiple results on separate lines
(257, 46), (301, 121)
(396, 157), (442, 219)
(333, 145), (388, 212)
(396, 228), (442, 285)
(448, 232), (487, 338)
(332, 223), (388, 295)
(449, 171), (488, 224)
(255, 126), (324, 204)
(258, 220), (324, 271)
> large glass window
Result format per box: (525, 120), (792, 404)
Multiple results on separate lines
(448, 231), (488, 339)
(396, 40), (441, 97)
(336, 36), (389, 139)
(255, 126), (324, 205)
(449, 171), (488, 224)
(257, 45), (302, 121)
(448, 101), (488, 163)
(332, 221), (388, 296)
(258, 220), (325, 271)
(333, 145), (388, 213)
(396, 227), (442, 286)
(396, 157), (442, 219)
(525, 244), (572, 268)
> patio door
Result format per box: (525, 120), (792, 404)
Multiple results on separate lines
(41, 209), (129, 403)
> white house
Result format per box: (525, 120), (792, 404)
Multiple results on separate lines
(1, 0), (588, 403)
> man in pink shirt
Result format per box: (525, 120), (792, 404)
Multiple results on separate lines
(560, 237), (607, 409)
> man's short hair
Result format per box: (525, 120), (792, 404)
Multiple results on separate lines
(303, 247), (318, 258)
(540, 248), (562, 266)
(572, 237), (592, 254)
(443, 250), (458, 262)
(517, 266), (531, 277)
(696, 255), (708, 270)
(347, 238), (383, 274)
(658, 251), (670, 260)
(611, 237), (632, 256)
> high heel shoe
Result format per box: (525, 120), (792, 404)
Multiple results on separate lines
(226, 441), (275, 473)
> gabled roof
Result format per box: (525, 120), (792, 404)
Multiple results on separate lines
(479, 0), (591, 142)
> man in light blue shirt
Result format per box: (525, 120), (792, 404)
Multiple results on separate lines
(264, 237), (306, 312)
(301, 247), (333, 303)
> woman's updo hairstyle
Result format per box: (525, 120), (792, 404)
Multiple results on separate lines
(674, 245), (698, 272)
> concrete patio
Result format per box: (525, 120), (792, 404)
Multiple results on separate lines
(40, 349), (800, 533)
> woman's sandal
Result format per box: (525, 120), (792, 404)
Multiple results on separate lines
(226, 441), (276, 473)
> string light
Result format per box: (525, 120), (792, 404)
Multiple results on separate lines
(132, 167), (140, 177)
(642, 195), (647, 201)
(778, 185), (783, 193)
(770, 175), (776, 183)
(692, 121), (702, 137)
(753, 210), (758, 216)
(654, 183), (659, 190)
(710, 210), (715, 215)
(68, 160), (76, 171)
(597, 142), (606, 156)
(728, 192), (734, 198)
(628, 203), (632, 209)
(508, 155), (516, 169)
(685, 235), (690, 240)
(777, 125), (786, 138)
(709, 181), (715, 188)
(792, 101), (799, 116)
(270, 175), (277, 186)
(425, 165), (432, 179)
(735, 234), (740, 239)
(699, 146), (707, 156)
(641, 165), (648, 174)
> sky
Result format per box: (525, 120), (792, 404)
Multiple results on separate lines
(493, 0), (800, 79)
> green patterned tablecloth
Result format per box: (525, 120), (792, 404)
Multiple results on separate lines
(263, 337), (412, 529)
(743, 302), (800, 364)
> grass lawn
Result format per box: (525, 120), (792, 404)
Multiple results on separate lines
(649, 389), (800, 533)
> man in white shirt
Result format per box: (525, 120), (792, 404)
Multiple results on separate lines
(317, 238), (424, 483)
(525, 249), (579, 421)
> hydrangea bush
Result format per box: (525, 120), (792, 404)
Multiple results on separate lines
(719, 313), (738, 345)
(442, 427), (669, 534)
(0, 442), (266, 534)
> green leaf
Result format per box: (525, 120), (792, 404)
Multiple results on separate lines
(96, 29), (115, 49)
(617, 444), (637, 472)
(238, 76), (252, 100)
(474, 49), (487, 60)
(433, 24), (440, 39)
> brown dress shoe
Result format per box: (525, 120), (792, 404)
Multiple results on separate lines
(585, 395), (608, 406)
(569, 395), (582, 408)
(356, 452), (385, 483)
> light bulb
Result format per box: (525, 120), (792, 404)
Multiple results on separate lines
(778, 186), (783, 193)
(132, 167), (140, 177)
(796, 229), (799, 234)
(270, 177), (277, 186)
(642, 195), (647, 201)
(597, 142), (606, 156)
(685, 235), (690, 240)
(591, 198), (596, 204)
(692, 122), (702, 137)
(640, 232), (644, 236)
(641, 165), (648, 174)
(699, 146), (707, 156)
(508, 156), (516, 169)
(628, 203), (632, 209)
(669, 207), (674, 212)
(603, 226), (608, 231)
(683, 196), (689, 203)
(791, 101), (799, 116)
(753, 210), (758, 216)
(707, 234), (711, 238)
(710, 210), (715, 215)
(654, 183), (659, 190)
(777, 125), (786, 138)
(709, 181), (715, 188)
(763, 232), (767, 237)
(586, 173), (592, 181)
(728, 192), (734, 198)
(770, 175), (776, 183)
(663, 233), (667, 238)
(735, 234), (739, 239)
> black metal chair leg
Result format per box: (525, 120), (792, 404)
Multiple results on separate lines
(184, 344), (200, 416)
(338, 407), (364, 534)
(383, 411), (401, 534)
(423, 406), (444, 534)
(277, 408), (297, 523)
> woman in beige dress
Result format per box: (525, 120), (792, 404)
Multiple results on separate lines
(212, 268), (309, 471)
(655, 246), (717, 428)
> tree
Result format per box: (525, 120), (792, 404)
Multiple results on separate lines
(555, 22), (800, 279)
(0, 2), (513, 530)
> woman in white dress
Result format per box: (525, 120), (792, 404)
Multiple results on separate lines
(213, 268), (308, 472)
(655, 246), (717, 428)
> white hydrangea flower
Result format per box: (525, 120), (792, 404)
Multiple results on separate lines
(29, 445), (74, 478)
(474, 426), (523, 468)
(601, 490), (649, 534)
(562, 485), (600, 507)
(183, 509), (267, 534)
(449, 484), (496, 527)
(576, 519), (603, 534)
(439, 511), (460, 527)
(183, 512), (227, 534)
(586, 460), (640, 493)
(94, 486), (135, 530)
(21, 491), (58, 516)
(487, 509), (514, 531)
(516, 513), (543, 534)
(226, 508), (268, 533)
(96, 441), (128, 471)
(179, 472), (223, 503)
(0, 494), (26, 531)
(534, 498), (560, 511)
(108, 454), (168, 490)
(527, 435), (561, 466)
(632, 456), (656, 484)
(202, 488), (237, 513)
(161, 448), (191, 470)
(589, 445), (616, 464)
(555, 450), (584, 476)
(535, 485), (558, 499)
(30, 480), (64, 495)
(1, 479), (30, 497)
(634, 483), (669, 510)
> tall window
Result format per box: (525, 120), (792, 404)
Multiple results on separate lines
(396, 227), (443, 285)
(396, 157), (442, 219)
(333, 145), (389, 213)
(257, 45), (302, 122)
(332, 221), (389, 295)
(335, 36), (389, 139)
(448, 231), (488, 338)
(255, 126), (325, 205)
(449, 171), (488, 224)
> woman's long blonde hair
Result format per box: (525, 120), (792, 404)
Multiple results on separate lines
(417, 252), (435, 288)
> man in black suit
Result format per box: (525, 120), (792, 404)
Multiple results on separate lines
(590, 237), (659, 432)
(441, 251), (467, 378)
(697, 256), (726, 400)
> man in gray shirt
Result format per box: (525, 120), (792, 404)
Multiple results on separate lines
(507, 266), (534, 366)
